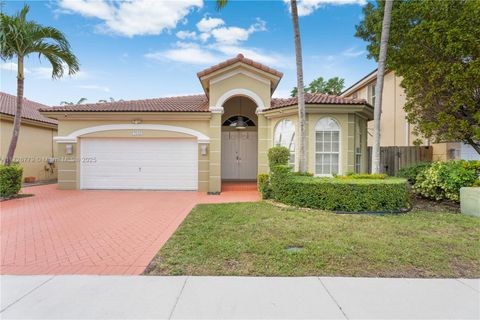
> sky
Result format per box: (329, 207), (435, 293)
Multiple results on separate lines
(0, 0), (377, 106)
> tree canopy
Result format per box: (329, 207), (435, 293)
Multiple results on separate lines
(291, 76), (345, 97)
(356, 0), (480, 154)
(0, 5), (79, 79)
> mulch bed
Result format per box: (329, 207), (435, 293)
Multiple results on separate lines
(410, 194), (460, 213)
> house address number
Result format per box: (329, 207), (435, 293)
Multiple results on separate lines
(132, 129), (144, 136)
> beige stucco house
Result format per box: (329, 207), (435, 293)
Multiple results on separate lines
(341, 70), (479, 161)
(1, 92), (58, 182)
(41, 54), (373, 193)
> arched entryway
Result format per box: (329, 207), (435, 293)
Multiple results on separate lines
(221, 96), (258, 182)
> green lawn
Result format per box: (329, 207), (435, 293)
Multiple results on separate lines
(147, 202), (480, 278)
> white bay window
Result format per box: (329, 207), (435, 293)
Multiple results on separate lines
(315, 117), (340, 175)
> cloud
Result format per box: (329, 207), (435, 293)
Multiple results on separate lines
(0, 61), (87, 79)
(0, 62), (31, 74)
(196, 16), (224, 32)
(284, 0), (367, 16)
(210, 19), (266, 45)
(176, 30), (197, 40)
(342, 47), (366, 57)
(199, 32), (211, 42)
(146, 42), (290, 69)
(145, 17), (288, 69)
(57, 0), (203, 37)
(76, 85), (110, 92)
(31, 63), (89, 80)
(145, 42), (220, 65)
(214, 45), (288, 67)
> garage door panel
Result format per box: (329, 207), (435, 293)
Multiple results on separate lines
(80, 138), (198, 190)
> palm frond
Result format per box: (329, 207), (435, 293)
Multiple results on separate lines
(1, 4), (79, 78)
(18, 4), (29, 22)
(216, 0), (228, 11)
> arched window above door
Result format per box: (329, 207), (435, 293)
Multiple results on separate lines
(222, 116), (256, 127)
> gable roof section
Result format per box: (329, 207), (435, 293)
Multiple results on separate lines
(0, 92), (57, 125)
(197, 54), (283, 79)
(40, 94), (209, 113)
(270, 93), (370, 110)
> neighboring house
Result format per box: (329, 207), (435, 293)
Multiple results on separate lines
(0, 92), (58, 182)
(341, 70), (479, 161)
(40, 54), (372, 193)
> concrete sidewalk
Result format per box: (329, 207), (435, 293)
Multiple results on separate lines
(1, 276), (478, 319)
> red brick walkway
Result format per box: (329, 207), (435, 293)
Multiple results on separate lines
(0, 184), (259, 275)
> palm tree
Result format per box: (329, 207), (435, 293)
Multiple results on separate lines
(0, 5), (79, 165)
(60, 97), (87, 105)
(216, 0), (307, 172)
(98, 97), (123, 103)
(290, 0), (307, 173)
(371, 0), (393, 174)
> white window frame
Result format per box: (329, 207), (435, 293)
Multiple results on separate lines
(355, 122), (362, 173)
(274, 119), (296, 167)
(315, 117), (341, 177)
(368, 82), (376, 106)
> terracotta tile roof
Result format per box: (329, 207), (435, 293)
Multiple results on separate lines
(197, 54), (283, 78)
(269, 93), (370, 110)
(0, 92), (57, 125)
(41, 94), (209, 113)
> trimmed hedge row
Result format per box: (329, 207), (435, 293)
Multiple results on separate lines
(0, 165), (23, 198)
(260, 146), (409, 212)
(257, 173), (271, 199)
(268, 165), (409, 212)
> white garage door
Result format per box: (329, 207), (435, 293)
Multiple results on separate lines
(80, 138), (198, 190)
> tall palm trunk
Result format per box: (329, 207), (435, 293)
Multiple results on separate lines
(4, 56), (24, 166)
(372, 0), (393, 174)
(290, 0), (307, 173)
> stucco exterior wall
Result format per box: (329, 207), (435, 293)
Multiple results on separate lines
(53, 117), (212, 191)
(345, 71), (423, 147)
(209, 73), (271, 112)
(1, 118), (57, 182)
(432, 142), (462, 161)
(207, 70), (273, 190)
(343, 70), (462, 163)
(264, 109), (368, 175)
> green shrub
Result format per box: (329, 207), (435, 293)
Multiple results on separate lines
(397, 162), (432, 184)
(413, 161), (479, 202)
(271, 173), (408, 212)
(267, 146), (290, 169)
(472, 179), (480, 187)
(337, 173), (387, 180)
(0, 164), (23, 198)
(269, 164), (293, 201)
(257, 173), (272, 199)
(291, 171), (314, 177)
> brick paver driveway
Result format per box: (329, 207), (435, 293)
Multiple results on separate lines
(1, 184), (259, 275)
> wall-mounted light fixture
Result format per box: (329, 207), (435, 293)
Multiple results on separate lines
(65, 144), (73, 155)
(200, 144), (208, 156)
(132, 119), (142, 125)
